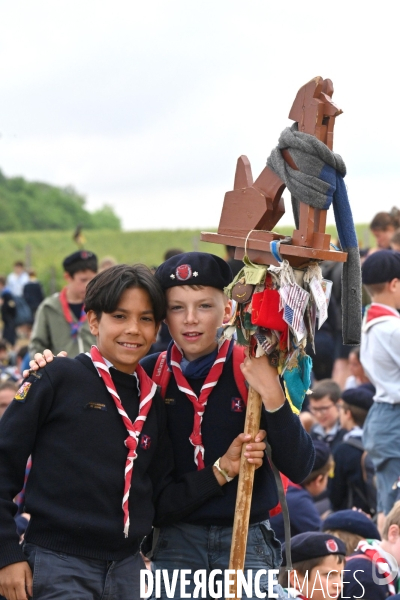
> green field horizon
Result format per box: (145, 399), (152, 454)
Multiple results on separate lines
(0, 224), (373, 295)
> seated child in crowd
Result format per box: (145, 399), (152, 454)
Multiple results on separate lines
(322, 509), (380, 555)
(342, 501), (400, 599)
(270, 440), (332, 544)
(279, 531), (346, 599)
(330, 384), (376, 515)
(308, 379), (345, 452)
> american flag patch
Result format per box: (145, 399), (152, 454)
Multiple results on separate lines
(280, 283), (309, 340)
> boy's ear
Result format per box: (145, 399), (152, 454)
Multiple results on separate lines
(63, 272), (73, 284)
(87, 310), (100, 336)
(222, 299), (233, 324)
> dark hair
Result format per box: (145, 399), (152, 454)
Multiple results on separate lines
(0, 380), (18, 393)
(64, 258), (98, 277)
(309, 379), (341, 404)
(302, 455), (333, 485)
(84, 264), (166, 323)
(0, 340), (7, 352)
(163, 248), (184, 261)
(13, 261), (24, 268)
(0, 276), (5, 286)
(342, 401), (368, 427)
(370, 207), (400, 231)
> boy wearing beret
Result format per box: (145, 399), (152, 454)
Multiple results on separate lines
(330, 384), (376, 515)
(322, 508), (380, 555)
(270, 440), (332, 544)
(29, 251), (98, 358)
(140, 251), (315, 599)
(342, 500), (400, 598)
(278, 532), (346, 599)
(360, 249), (400, 526)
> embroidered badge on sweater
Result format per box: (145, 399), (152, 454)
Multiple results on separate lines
(14, 382), (31, 402)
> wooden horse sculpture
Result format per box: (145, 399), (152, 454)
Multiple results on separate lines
(201, 76), (348, 600)
(201, 76), (347, 268)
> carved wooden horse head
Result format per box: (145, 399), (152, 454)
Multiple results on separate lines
(216, 77), (343, 247)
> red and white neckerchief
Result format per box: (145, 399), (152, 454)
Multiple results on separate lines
(90, 345), (157, 537)
(356, 539), (397, 595)
(170, 340), (230, 470)
(59, 287), (87, 338)
(363, 303), (400, 333)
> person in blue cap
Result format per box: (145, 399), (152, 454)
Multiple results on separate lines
(361, 249), (400, 530)
(322, 508), (380, 555)
(278, 532), (346, 599)
(330, 383), (376, 515)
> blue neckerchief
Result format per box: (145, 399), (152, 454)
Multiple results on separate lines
(166, 339), (234, 379)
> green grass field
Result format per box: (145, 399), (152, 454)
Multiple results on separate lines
(0, 224), (372, 295)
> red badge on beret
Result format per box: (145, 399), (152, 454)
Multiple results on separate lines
(176, 264), (192, 281)
(326, 539), (339, 553)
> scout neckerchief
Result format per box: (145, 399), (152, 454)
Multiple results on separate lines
(363, 303), (400, 332)
(170, 339), (230, 469)
(285, 590), (307, 600)
(356, 539), (397, 595)
(59, 287), (87, 338)
(90, 345), (157, 537)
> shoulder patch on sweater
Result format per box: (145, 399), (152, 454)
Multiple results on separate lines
(14, 382), (32, 402)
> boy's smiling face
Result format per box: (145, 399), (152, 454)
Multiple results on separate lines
(165, 286), (231, 362)
(87, 286), (158, 374)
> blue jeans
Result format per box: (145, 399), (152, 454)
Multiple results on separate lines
(150, 521), (286, 599)
(363, 402), (400, 514)
(23, 543), (146, 599)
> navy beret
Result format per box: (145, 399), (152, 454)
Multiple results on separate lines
(312, 440), (331, 472)
(62, 250), (98, 270)
(342, 385), (374, 411)
(362, 249), (400, 285)
(155, 252), (233, 291)
(322, 509), (380, 540)
(282, 532), (346, 566)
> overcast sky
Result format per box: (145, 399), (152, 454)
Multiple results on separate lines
(0, 1), (398, 232)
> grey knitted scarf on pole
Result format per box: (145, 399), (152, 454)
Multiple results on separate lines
(267, 124), (361, 345)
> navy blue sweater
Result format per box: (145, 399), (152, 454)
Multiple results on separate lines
(0, 355), (223, 569)
(270, 483), (321, 543)
(141, 352), (315, 526)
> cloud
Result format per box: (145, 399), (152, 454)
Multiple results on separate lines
(1, 0), (400, 231)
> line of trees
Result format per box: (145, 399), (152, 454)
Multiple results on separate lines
(0, 169), (121, 231)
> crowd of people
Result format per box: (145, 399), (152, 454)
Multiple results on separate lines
(0, 208), (400, 598)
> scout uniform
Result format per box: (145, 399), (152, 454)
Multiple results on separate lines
(360, 250), (400, 515)
(140, 252), (315, 600)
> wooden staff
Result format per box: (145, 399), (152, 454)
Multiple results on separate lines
(227, 385), (263, 600)
(200, 77), (345, 599)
